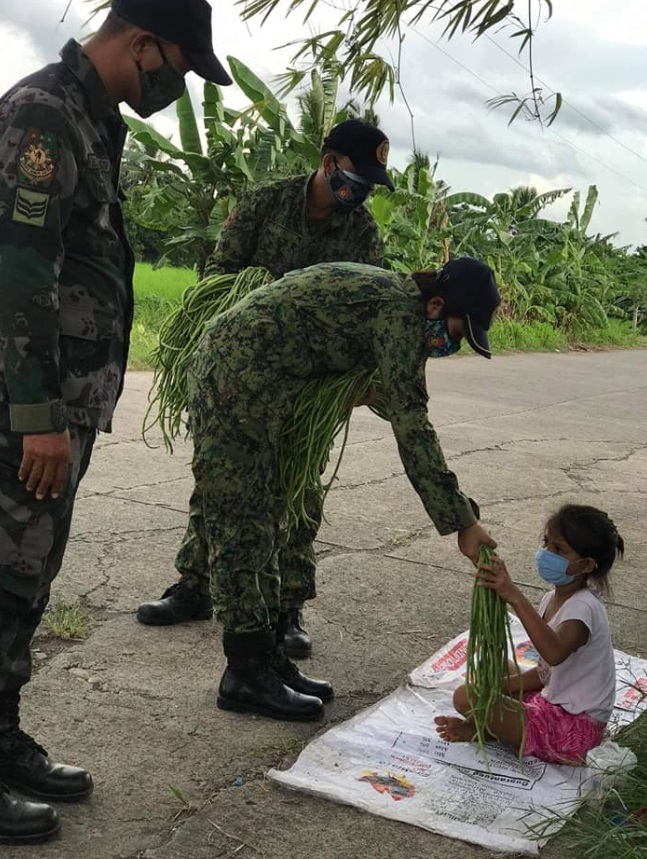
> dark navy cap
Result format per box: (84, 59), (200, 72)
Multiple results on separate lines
(439, 258), (501, 359)
(324, 119), (394, 190)
(111, 0), (232, 85)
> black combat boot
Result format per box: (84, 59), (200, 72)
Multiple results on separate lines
(0, 693), (93, 802)
(136, 581), (213, 625)
(217, 632), (324, 722)
(0, 784), (60, 845)
(269, 645), (334, 702)
(282, 608), (312, 659)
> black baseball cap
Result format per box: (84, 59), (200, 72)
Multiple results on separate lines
(111, 0), (232, 85)
(438, 257), (500, 359)
(323, 119), (395, 191)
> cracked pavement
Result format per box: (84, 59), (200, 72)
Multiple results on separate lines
(17, 350), (647, 859)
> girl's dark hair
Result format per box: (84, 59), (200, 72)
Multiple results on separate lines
(546, 504), (624, 595)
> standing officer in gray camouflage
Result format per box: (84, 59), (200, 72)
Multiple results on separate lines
(137, 119), (395, 659)
(0, 0), (230, 844)
(183, 258), (500, 722)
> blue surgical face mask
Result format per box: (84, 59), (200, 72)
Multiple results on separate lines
(535, 547), (574, 586)
(424, 319), (461, 359)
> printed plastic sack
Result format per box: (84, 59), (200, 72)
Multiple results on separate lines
(582, 740), (637, 804)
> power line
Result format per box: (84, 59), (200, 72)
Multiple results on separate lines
(483, 32), (647, 170)
(406, 23), (647, 197)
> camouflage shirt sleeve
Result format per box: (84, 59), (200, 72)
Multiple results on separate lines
(0, 96), (78, 434)
(374, 306), (477, 536)
(204, 188), (264, 277)
(356, 216), (385, 267)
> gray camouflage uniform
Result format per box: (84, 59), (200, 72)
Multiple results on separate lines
(0, 40), (134, 693)
(186, 262), (477, 644)
(176, 175), (385, 609)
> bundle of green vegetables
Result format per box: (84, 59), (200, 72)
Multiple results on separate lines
(278, 372), (390, 532)
(143, 266), (272, 451)
(465, 546), (525, 762)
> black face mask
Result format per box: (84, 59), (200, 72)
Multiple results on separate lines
(134, 41), (186, 119)
(325, 158), (372, 212)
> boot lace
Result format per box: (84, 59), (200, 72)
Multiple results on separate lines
(161, 582), (205, 601)
(268, 648), (300, 684)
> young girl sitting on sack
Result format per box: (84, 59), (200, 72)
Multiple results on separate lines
(435, 504), (623, 764)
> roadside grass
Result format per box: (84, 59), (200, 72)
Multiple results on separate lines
(541, 713), (647, 859)
(43, 601), (90, 640)
(490, 318), (645, 353)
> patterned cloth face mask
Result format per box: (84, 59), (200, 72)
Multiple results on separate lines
(424, 319), (461, 358)
(325, 160), (372, 212)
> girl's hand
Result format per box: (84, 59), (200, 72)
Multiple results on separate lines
(476, 555), (522, 605)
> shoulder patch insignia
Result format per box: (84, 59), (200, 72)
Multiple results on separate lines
(13, 187), (50, 228)
(18, 129), (58, 186)
(376, 140), (390, 166)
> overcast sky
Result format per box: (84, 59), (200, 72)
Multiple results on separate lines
(2, 0), (647, 247)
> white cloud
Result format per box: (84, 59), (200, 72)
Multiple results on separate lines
(1, 0), (646, 247)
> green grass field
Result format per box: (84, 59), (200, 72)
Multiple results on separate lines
(130, 263), (646, 370)
(134, 261), (195, 301)
(131, 263), (194, 369)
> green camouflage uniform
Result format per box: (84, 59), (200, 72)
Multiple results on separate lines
(0, 40), (134, 693)
(175, 175), (384, 608)
(205, 174), (384, 278)
(186, 262), (477, 639)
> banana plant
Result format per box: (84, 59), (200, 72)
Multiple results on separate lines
(369, 162), (450, 272)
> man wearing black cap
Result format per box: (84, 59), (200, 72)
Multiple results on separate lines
(136, 119), (395, 656)
(0, 0), (229, 843)
(182, 257), (499, 722)
(204, 118), (394, 278)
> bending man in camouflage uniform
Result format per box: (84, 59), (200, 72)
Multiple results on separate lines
(137, 119), (394, 659)
(0, 0), (231, 844)
(182, 258), (500, 722)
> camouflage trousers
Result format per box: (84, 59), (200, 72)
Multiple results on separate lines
(185, 365), (319, 635)
(0, 422), (95, 694)
(174, 486), (320, 608)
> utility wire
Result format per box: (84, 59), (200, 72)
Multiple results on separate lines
(484, 32), (647, 170)
(406, 23), (647, 197)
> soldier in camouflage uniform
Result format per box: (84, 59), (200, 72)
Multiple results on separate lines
(0, 0), (231, 843)
(137, 120), (395, 660)
(180, 258), (500, 722)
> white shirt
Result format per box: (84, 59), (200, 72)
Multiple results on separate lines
(537, 588), (615, 723)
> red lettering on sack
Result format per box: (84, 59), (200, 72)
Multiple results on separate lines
(430, 637), (468, 673)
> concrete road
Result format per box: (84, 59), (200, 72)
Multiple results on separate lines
(16, 350), (647, 859)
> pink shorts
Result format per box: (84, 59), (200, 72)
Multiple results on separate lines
(522, 691), (605, 764)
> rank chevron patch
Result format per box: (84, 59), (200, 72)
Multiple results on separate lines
(12, 187), (50, 228)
